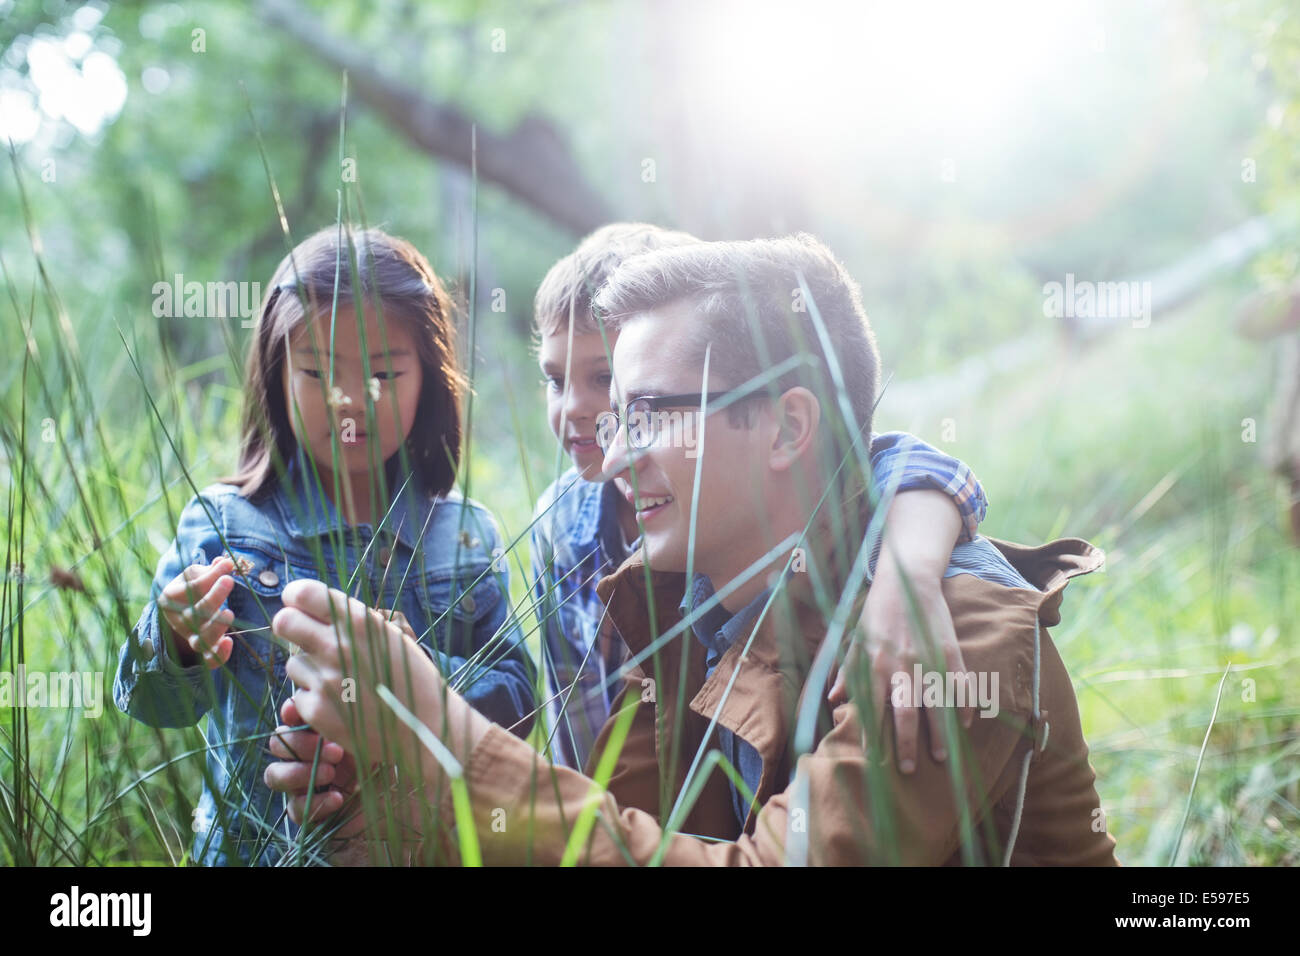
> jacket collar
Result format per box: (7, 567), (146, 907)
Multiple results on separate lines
(271, 447), (438, 551)
(596, 496), (868, 792)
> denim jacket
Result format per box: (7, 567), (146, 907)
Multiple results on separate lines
(114, 451), (535, 866)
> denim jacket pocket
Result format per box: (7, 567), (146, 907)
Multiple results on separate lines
(221, 537), (294, 691)
(414, 566), (503, 653)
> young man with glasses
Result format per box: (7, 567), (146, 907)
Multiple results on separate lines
(265, 234), (1118, 866)
(529, 224), (988, 775)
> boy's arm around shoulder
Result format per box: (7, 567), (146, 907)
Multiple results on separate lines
(113, 488), (230, 728)
(868, 430), (988, 546)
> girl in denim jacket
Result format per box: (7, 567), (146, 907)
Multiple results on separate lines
(114, 227), (535, 866)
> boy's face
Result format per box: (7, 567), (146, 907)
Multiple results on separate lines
(282, 306), (423, 481)
(539, 326), (617, 481)
(602, 302), (774, 582)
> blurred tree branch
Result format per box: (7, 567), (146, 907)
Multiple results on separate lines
(232, 110), (338, 271)
(256, 0), (613, 235)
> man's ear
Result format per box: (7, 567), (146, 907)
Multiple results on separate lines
(769, 387), (821, 471)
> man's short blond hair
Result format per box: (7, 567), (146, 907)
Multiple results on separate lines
(533, 222), (698, 338)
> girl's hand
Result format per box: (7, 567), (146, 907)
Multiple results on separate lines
(158, 557), (236, 669)
(267, 699), (440, 862)
(265, 697), (360, 830)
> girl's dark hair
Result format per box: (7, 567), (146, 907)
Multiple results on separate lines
(220, 226), (465, 501)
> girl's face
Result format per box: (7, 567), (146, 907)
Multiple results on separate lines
(282, 306), (424, 481)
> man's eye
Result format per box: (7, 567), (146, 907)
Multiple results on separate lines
(544, 376), (563, 392)
(596, 374), (613, 389)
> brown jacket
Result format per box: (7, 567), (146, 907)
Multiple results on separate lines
(451, 531), (1119, 866)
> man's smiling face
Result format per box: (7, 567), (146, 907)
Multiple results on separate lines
(602, 300), (776, 584)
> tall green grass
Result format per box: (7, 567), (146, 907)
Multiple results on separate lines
(2, 107), (1297, 865)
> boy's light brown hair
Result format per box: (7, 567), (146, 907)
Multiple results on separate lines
(533, 222), (699, 338)
(592, 233), (882, 450)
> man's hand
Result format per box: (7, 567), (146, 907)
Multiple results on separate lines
(828, 490), (973, 773)
(271, 578), (493, 788)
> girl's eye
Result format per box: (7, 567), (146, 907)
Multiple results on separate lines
(372, 371), (402, 380)
(301, 369), (323, 379)
(596, 374), (613, 389)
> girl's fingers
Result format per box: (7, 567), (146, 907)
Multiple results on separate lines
(272, 700), (347, 764)
(268, 725), (342, 764)
(264, 759), (336, 797)
(288, 789), (345, 825)
(196, 607), (235, 641)
(190, 574), (236, 624)
(162, 558), (232, 606)
(164, 574), (234, 635)
(268, 725), (318, 760)
(198, 634), (234, 670)
(190, 608), (235, 667)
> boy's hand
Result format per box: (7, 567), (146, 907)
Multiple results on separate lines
(158, 557), (236, 669)
(829, 563), (972, 772)
(827, 489), (973, 773)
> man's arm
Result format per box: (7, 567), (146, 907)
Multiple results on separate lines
(442, 696), (1030, 866)
(270, 578), (1043, 865)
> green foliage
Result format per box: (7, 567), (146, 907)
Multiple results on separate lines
(1, 0), (1295, 866)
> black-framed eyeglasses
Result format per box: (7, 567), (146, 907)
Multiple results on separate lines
(596, 387), (770, 452)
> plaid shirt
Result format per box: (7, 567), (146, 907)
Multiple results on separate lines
(529, 430), (988, 770)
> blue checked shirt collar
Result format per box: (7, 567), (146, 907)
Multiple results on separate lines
(680, 573), (772, 674)
(544, 471), (634, 574)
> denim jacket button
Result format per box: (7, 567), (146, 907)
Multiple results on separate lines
(460, 594), (476, 615)
(258, 569), (279, 588)
(142, 638), (155, 658)
(378, 546), (392, 565)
